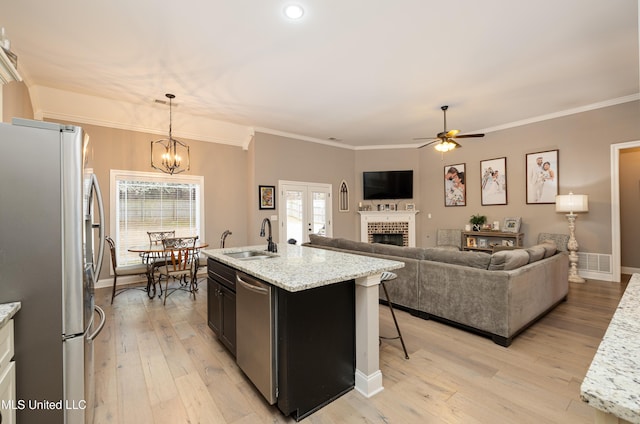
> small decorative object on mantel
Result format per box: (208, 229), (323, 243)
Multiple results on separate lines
(405, 203), (415, 211)
(469, 214), (487, 231)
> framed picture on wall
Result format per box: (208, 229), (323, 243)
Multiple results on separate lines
(480, 157), (507, 205)
(444, 163), (466, 207)
(526, 149), (559, 204)
(259, 185), (276, 209)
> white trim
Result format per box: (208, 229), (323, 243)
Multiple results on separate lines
(610, 140), (640, 283)
(109, 169), (205, 268)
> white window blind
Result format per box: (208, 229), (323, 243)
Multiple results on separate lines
(110, 170), (204, 266)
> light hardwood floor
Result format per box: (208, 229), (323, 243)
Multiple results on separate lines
(93, 275), (630, 424)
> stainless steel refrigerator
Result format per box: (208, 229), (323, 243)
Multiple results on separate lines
(0, 118), (106, 423)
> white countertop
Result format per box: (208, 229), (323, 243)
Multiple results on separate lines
(202, 244), (404, 292)
(0, 302), (21, 329)
(581, 273), (640, 423)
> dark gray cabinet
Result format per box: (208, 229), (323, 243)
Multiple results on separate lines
(207, 258), (236, 356)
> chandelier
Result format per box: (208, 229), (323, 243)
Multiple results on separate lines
(151, 93), (190, 175)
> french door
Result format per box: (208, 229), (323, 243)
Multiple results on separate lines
(278, 181), (332, 245)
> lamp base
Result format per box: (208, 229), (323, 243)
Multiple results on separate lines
(568, 273), (585, 283)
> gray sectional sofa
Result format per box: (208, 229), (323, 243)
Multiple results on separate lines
(303, 234), (569, 346)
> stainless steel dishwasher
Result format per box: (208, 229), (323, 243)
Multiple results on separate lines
(236, 271), (277, 404)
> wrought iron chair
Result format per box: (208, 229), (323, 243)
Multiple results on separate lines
(158, 237), (198, 305)
(106, 237), (151, 304)
(145, 230), (175, 284)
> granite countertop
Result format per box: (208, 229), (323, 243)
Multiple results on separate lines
(202, 244), (404, 292)
(580, 273), (640, 423)
(0, 302), (21, 329)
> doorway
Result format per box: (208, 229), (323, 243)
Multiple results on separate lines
(610, 139), (640, 282)
(278, 181), (332, 245)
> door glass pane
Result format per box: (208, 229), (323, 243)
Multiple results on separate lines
(285, 189), (304, 244)
(312, 191), (327, 236)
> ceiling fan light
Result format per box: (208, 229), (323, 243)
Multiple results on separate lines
(434, 139), (460, 152)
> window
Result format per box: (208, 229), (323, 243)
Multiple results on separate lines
(110, 170), (204, 266)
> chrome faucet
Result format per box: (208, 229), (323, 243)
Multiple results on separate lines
(220, 230), (232, 248)
(260, 218), (277, 253)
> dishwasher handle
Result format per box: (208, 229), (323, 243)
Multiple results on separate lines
(236, 274), (269, 295)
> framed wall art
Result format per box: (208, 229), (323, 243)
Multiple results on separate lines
(259, 185), (276, 209)
(480, 157), (507, 205)
(444, 163), (466, 207)
(526, 149), (559, 204)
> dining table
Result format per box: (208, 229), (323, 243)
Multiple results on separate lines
(127, 241), (210, 298)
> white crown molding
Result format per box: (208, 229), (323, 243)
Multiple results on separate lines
(29, 85), (254, 147)
(25, 85), (640, 152)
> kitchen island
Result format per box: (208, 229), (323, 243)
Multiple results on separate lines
(202, 244), (404, 419)
(581, 273), (640, 423)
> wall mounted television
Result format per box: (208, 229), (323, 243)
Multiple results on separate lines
(363, 170), (413, 200)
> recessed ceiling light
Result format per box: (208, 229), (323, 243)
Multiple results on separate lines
(283, 4), (304, 20)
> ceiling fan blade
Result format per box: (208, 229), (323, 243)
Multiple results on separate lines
(455, 133), (485, 138)
(417, 139), (440, 149)
(412, 137), (435, 141)
(445, 129), (460, 138)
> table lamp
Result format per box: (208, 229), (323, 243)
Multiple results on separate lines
(555, 192), (589, 283)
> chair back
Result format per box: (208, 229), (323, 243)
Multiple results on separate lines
(537, 232), (569, 252)
(148, 230), (176, 245)
(161, 237), (198, 274)
(106, 236), (118, 268)
(436, 229), (463, 250)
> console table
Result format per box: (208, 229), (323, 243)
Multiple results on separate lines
(462, 231), (524, 252)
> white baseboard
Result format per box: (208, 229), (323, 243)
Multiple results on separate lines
(96, 268), (208, 290)
(621, 266), (640, 276)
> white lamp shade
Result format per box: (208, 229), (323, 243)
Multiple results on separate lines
(555, 193), (589, 213)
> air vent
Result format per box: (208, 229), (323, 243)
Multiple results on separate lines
(577, 252), (612, 274)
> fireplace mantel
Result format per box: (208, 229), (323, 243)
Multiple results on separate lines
(359, 211), (419, 247)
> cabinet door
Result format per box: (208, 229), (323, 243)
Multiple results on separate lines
(220, 285), (236, 356)
(207, 279), (222, 335)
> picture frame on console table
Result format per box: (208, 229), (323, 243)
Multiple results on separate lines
(480, 157), (507, 206)
(444, 163), (466, 207)
(503, 217), (521, 233)
(526, 149), (559, 204)
(259, 185), (276, 210)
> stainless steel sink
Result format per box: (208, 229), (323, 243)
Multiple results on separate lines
(224, 250), (277, 260)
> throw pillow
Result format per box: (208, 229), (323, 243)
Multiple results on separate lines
(525, 245), (546, 263)
(488, 249), (530, 270)
(539, 240), (558, 258)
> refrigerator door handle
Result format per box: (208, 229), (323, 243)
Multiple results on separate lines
(90, 173), (105, 281)
(88, 305), (106, 341)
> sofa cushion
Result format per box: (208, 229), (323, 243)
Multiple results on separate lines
(308, 234), (339, 247)
(371, 243), (425, 260)
(488, 249), (530, 270)
(538, 240), (558, 258)
(423, 248), (491, 269)
(335, 238), (376, 253)
(525, 245), (546, 263)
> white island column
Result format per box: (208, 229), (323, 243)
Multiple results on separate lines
(354, 272), (384, 397)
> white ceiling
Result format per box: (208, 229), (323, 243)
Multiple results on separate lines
(3, 0), (639, 149)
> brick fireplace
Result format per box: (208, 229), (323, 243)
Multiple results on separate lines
(359, 211), (418, 247)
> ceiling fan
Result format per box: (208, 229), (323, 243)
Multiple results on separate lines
(414, 105), (484, 151)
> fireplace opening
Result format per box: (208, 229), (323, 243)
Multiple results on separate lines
(372, 233), (404, 246)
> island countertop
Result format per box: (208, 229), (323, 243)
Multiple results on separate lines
(201, 244), (404, 292)
(0, 302), (21, 329)
(580, 273), (640, 423)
